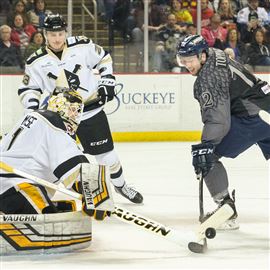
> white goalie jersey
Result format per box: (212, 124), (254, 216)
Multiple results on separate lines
(0, 110), (88, 195)
(18, 36), (113, 120)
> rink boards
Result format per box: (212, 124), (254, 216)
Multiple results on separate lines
(1, 73), (269, 140)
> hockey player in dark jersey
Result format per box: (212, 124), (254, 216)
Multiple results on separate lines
(176, 35), (270, 229)
(18, 14), (143, 204)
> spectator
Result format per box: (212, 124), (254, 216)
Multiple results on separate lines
(212, 0), (246, 12)
(103, 0), (116, 24)
(201, 13), (227, 48)
(234, 0), (249, 11)
(259, 0), (270, 10)
(0, 0), (12, 24)
(186, 23), (197, 34)
(23, 0), (35, 12)
(182, 0), (197, 11)
(190, 0), (214, 28)
(10, 13), (36, 55)
(223, 28), (247, 63)
(241, 10), (266, 43)
(0, 24), (24, 71)
(217, 0), (237, 28)
(7, 0), (28, 26)
(152, 13), (186, 72)
(129, 0), (171, 43)
(27, 0), (52, 29)
(247, 28), (270, 66)
(153, 0), (172, 23)
(97, 0), (106, 19)
(23, 30), (45, 60)
(112, 0), (131, 42)
(237, 0), (268, 27)
(171, 0), (193, 25)
(263, 0), (270, 26)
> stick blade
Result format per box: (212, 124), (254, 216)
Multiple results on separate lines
(188, 240), (207, 254)
(196, 204), (234, 241)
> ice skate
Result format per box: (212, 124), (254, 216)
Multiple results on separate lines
(114, 183), (143, 204)
(200, 190), (239, 230)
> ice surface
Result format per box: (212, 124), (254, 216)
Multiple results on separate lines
(1, 142), (269, 270)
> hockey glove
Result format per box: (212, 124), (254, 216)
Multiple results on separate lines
(82, 201), (111, 221)
(191, 143), (216, 178)
(97, 74), (116, 105)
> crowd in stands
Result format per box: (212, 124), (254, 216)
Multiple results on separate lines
(0, 0), (50, 72)
(98, 0), (270, 72)
(0, 0), (270, 73)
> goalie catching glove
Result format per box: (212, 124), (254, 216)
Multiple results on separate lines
(97, 74), (116, 105)
(191, 142), (216, 178)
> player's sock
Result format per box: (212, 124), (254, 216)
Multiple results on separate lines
(201, 190), (239, 230)
(114, 183), (143, 204)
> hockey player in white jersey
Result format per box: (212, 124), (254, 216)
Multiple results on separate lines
(0, 88), (110, 220)
(18, 14), (143, 204)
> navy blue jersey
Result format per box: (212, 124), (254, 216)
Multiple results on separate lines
(194, 48), (270, 144)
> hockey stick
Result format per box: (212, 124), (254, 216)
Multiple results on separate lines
(188, 174), (208, 253)
(198, 174), (205, 223)
(0, 161), (82, 200)
(0, 161), (199, 251)
(0, 161), (234, 253)
(199, 175), (208, 251)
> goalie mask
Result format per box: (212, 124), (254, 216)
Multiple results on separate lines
(47, 87), (84, 135)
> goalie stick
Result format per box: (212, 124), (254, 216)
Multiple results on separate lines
(0, 161), (234, 253)
(0, 161), (113, 212)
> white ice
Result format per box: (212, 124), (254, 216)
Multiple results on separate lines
(1, 142), (269, 270)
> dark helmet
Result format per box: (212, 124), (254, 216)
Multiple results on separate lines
(44, 14), (67, 32)
(177, 35), (209, 57)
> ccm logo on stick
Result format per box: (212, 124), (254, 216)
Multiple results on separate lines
(90, 139), (108, 146)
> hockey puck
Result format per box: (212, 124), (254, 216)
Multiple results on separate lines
(188, 241), (207, 253)
(205, 227), (216, 239)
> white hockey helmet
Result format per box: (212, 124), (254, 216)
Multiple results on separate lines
(47, 87), (84, 135)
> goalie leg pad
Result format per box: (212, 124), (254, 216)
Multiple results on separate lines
(0, 211), (92, 255)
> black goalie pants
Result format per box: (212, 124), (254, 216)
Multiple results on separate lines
(0, 183), (57, 214)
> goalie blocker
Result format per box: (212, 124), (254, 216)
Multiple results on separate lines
(79, 163), (114, 220)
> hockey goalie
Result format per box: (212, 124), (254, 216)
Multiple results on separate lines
(0, 87), (113, 255)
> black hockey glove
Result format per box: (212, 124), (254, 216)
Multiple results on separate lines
(97, 74), (116, 105)
(191, 143), (216, 178)
(82, 202), (111, 221)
